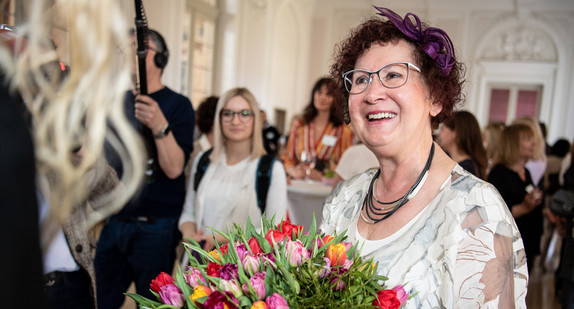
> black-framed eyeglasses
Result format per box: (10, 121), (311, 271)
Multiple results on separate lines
(220, 109), (255, 123)
(342, 62), (422, 94)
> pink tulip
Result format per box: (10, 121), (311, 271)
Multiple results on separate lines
(265, 293), (288, 309)
(243, 272), (266, 300)
(218, 279), (243, 298)
(236, 242), (249, 260)
(159, 283), (184, 307)
(285, 240), (309, 267)
(392, 285), (409, 304)
(185, 267), (205, 287)
(242, 254), (261, 276)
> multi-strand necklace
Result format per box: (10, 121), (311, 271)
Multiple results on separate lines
(361, 143), (435, 224)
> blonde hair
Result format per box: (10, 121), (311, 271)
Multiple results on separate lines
(494, 123), (533, 166)
(483, 122), (505, 160)
(211, 87), (266, 162)
(0, 0), (144, 227)
(511, 116), (546, 161)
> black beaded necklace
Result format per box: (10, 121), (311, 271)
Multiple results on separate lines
(361, 143), (435, 224)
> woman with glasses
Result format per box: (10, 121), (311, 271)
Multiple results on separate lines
(179, 88), (288, 251)
(320, 7), (527, 307)
(281, 77), (353, 180)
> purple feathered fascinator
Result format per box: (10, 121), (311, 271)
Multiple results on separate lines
(374, 6), (455, 76)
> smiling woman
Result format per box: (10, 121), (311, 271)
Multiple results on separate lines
(179, 87), (288, 253)
(321, 6), (528, 308)
(281, 77), (353, 181)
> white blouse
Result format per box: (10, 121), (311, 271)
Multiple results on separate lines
(320, 165), (528, 308)
(179, 150), (288, 233)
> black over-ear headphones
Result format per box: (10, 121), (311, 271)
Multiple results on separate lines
(148, 29), (169, 69)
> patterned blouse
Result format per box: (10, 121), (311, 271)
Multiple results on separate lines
(281, 118), (353, 170)
(320, 165), (528, 308)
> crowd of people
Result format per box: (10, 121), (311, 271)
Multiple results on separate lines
(2, 1), (573, 308)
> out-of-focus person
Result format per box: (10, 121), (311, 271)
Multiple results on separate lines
(437, 110), (488, 179)
(281, 77), (353, 181)
(0, 0), (145, 307)
(550, 142), (574, 309)
(179, 88), (288, 252)
(482, 122), (505, 175)
(512, 116), (547, 187)
(332, 143), (378, 188)
(94, 29), (195, 308)
(321, 6), (527, 307)
(261, 109), (281, 156)
(185, 95), (218, 185)
(487, 123), (544, 273)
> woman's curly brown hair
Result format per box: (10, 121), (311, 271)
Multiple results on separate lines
(330, 18), (465, 128)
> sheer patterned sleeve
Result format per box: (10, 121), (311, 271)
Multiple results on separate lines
(454, 182), (528, 308)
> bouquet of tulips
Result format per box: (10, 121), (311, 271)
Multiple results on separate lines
(126, 216), (410, 309)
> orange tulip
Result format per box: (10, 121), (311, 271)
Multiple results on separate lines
(209, 249), (222, 261)
(250, 300), (269, 309)
(326, 243), (347, 267)
(191, 285), (212, 306)
(320, 235), (334, 248)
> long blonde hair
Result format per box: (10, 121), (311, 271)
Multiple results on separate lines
(0, 0), (144, 227)
(211, 87), (266, 162)
(511, 116), (547, 161)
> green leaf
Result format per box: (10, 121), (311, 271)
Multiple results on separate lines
(124, 293), (163, 308)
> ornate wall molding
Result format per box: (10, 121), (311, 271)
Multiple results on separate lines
(481, 25), (557, 61)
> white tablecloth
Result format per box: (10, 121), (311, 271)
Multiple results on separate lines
(287, 180), (332, 231)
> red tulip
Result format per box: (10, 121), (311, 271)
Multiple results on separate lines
(373, 289), (401, 309)
(265, 229), (286, 247)
(248, 236), (264, 255)
(150, 272), (174, 293)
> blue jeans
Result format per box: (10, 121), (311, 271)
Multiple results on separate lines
(44, 269), (94, 309)
(94, 216), (180, 309)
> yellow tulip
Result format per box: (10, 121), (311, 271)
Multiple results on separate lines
(190, 285), (212, 305)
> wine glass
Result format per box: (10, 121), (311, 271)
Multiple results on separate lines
(300, 150), (316, 181)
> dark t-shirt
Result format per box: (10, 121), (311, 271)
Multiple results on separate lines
(113, 87), (195, 218)
(487, 163), (543, 258)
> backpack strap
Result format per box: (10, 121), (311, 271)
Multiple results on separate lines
(193, 148), (214, 191)
(255, 154), (275, 214)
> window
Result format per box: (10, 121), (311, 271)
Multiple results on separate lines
(183, 0), (218, 108)
(487, 85), (541, 124)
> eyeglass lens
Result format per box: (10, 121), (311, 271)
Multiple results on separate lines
(344, 63), (413, 94)
(221, 109), (254, 123)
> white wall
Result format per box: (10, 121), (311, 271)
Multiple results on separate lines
(120, 0), (574, 143)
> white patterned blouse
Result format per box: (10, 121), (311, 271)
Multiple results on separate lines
(320, 165), (528, 308)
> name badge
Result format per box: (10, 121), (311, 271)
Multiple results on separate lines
(321, 135), (337, 147)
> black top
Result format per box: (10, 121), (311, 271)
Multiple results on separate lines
(458, 159), (479, 178)
(110, 88), (195, 218)
(0, 77), (47, 308)
(487, 163), (543, 258)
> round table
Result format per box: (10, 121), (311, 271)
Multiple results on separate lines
(287, 179), (332, 231)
